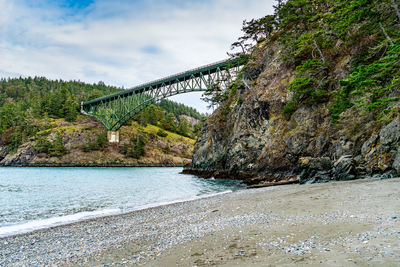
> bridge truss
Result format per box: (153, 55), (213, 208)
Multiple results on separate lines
(81, 58), (243, 131)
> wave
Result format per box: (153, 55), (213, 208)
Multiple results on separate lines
(0, 190), (232, 238)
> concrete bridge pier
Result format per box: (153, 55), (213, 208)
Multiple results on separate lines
(107, 131), (120, 143)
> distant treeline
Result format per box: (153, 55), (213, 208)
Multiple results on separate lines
(158, 99), (205, 121)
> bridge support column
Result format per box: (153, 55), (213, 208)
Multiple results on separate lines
(107, 131), (120, 143)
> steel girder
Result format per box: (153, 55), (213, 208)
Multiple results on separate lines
(81, 58), (243, 131)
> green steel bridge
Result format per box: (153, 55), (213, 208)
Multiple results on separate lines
(81, 57), (243, 135)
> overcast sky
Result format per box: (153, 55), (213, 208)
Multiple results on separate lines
(0, 0), (274, 113)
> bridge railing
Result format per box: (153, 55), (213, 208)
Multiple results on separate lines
(132, 58), (231, 91)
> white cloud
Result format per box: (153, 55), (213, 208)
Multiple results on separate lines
(0, 0), (275, 113)
(0, 0), (14, 26)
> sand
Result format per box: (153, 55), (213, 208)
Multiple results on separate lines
(1, 177), (400, 266)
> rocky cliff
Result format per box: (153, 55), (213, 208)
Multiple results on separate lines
(184, 0), (400, 186)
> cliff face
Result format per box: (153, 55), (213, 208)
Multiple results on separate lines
(185, 39), (400, 186)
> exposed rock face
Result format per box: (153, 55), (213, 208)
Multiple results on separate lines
(184, 43), (400, 185)
(179, 115), (199, 128)
(393, 150), (400, 174)
(1, 143), (37, 166)
(0, 146), (9, 162)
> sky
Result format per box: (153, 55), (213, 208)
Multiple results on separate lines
(0, 0), (275, 113)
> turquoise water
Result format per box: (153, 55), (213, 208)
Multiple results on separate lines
(0, 167), (243, 237)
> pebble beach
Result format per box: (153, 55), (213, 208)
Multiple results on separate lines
(1, 177), (400, 266)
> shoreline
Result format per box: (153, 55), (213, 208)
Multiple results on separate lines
(0, 163), (186, 168)
(2, 177), (400, 266)
(182, 167), (300, 186)
(0, 190), (235, 239)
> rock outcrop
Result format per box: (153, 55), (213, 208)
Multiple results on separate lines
(184, 41), (400, 186)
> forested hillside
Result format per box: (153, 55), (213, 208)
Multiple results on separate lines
(186, 0), (400, 185)
(0, 77), (205, 166)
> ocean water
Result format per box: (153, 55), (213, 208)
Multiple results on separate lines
(0, 167), (243, 237)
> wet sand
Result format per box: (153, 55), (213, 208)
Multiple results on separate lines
(1, 178), (400, 266)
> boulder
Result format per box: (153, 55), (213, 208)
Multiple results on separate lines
(299, 157), (332, 184)
(333, 155), (356, 180)
(361, 135), (378, 155)
(393, 150), (400, 175)
(379, 119), (400, 145)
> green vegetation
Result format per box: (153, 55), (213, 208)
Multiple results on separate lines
(224, 0), (400, 123)
(0, 77), (205, 153)
(34, 132), (68, 157)
(0, 77), (120, 151)
(120, 131), (147, 159)
(83, 131), (108, 152)
(202, 84), (230, 109)
(134, 103), (202, 138)
(201, 77), (245, 122)
(157, 129), (168, 137)
(158, 99), (205, 121)
(282, 59), (329, 119)
(330, 44), (400, 122)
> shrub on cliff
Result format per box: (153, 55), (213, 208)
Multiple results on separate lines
(34, 132), (68, 157)
(120, 131), (147, 159)
(330, 44), (400, 122)
(157, 129), (168, 137)
(83, 131), (108, 152)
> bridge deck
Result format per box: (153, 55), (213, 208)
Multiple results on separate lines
(83, 57), (242, 107)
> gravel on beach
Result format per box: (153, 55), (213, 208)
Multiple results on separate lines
(1, 177), (400, 266)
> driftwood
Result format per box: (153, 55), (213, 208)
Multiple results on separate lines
(247, 178), (300, 189)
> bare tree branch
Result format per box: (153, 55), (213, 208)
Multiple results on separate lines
(313, 40), (325, 62)
(231, 42), (246, 54)
(379, 22), (394, 45)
